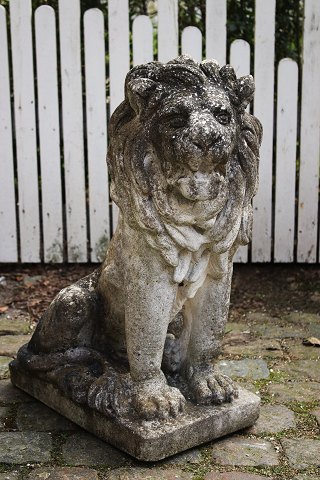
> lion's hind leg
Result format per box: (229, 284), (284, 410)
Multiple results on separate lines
(28, 270), (101, 354)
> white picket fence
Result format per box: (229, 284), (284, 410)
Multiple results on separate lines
(0, 0), (319, 264)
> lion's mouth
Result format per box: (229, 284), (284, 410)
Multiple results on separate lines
(175, 169), (227, 201)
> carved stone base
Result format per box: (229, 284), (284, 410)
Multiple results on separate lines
(10, 360), (260, 461)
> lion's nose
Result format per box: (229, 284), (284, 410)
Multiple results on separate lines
(190, 119), (222, 151)
(191, 132), (221, 151)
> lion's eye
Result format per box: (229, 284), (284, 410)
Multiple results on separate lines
(167, 115), (188, 129)
(215, 112), (231, 125)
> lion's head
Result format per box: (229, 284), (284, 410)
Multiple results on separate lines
(107, 56), (262, 269)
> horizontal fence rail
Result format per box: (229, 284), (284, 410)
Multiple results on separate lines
(0, 0), (319, 264)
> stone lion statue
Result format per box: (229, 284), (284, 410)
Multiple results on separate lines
(16, 56), (262, 421)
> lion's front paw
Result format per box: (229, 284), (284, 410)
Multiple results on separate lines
(188, 367), (238, 405)
(133, 377), (186, 420)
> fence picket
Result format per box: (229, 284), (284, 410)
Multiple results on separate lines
(0, 6), (17, 262)
(35, 6), (63, 263)
(9, 0), (40, 262)
(230, 39), (250, 263)
(251, 0), (275, 262)
(1, 2), (320, 266)
(274, 59), (298, 263)
(84, 9), (109, 262)
(181, 26), (202, 62)
(108, 0), (130, 231)
(158, 0), (178, 62)
(133, 15), (153, 66)
(298, 0), (320, 263)
(58, 0), (87, 262)
(206, 0), (227, 65)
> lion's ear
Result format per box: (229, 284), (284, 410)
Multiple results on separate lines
(126, 78), (158, 116)
(236, 75), (255, 110)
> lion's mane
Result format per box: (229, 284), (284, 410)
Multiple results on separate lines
(107, 56), (262, 272)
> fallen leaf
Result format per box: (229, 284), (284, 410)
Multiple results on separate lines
(302, 337), (320, 347)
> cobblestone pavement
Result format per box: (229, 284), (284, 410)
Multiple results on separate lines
(0, 265), (319, 479)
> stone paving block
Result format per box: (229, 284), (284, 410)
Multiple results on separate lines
(250, 323), (305, 339)
(211, 436), (279, 466)
(217, 359), (269, 380)
(162, 448), (202, 465)
(292, 476), (320, 480)
(311, 408), (320, 426)
(268, 382), (320, 403)
(225, 322), (252, 335)
(0, 380), (32, 403)
(0, 406), (10, 431)
(224, 339), (283, 359)
(0, 473), (20, 480)
(246, 312), (278, 323)
(106, 468), (193, 479)
(248, 404), (296, 434)
(0, 432), (52, 463)
(286, 312), (320, 324)
(28, 467), (99, 479)
(0, 335), (31, 357)
(0, 309), (30, 335)
(281, 438), (320, 469)
(284, 340), (320, 360)
(62, 432), (131, 466)
(204, 472), (273, 480)
(16, 401), (77, 431)
(0, 356), (11, 379)
(277, 360), (320, 381)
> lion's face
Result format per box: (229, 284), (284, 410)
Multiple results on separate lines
(149, 84), (238, 201)
(108, 56), (262, 265)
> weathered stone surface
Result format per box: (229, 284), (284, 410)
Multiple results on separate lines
(248, 404), (296, 433)
(251, 323), (305, 339)
(281, 438), (320, 469)
(310, 408), (320, 426)
(10, 367), (260, 462)
(0, 379), (32, 403)
(28, 467), (99, 480)
(106, 469), (193, 480)
(11, 57), (262, 460)
(292, 476), (320, 480)
(211, 437), (279, 466)
(163, 448), (202, 465)
(286, 312), (320, 324)
(246, 312), (278, 324)
(224, 322), (252, 336)
(217, 359), (270, 379)
(16, 401), (77, 431)
(0, 309), (30, 335)
(205, 473), (273, 480)
(277, 360), (320, 381)
(0, 473), (20, 480)
(284, 340), (320, 360)
(0, 406), (9, 431)
(223, 339), (283, 358)
(0, 335), (31, 356)
(268, 382), (320, 403)
(62, 432), (130, 466)
(0, 356), (11, 379)
(0, 432), (52, 463)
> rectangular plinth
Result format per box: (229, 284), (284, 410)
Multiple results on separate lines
(10, 362), (260, 461)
